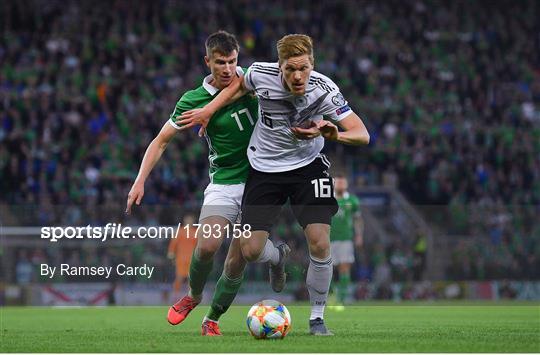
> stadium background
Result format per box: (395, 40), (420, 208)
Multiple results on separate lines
(1, 0), (539, 307)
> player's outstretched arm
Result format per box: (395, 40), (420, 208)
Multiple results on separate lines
(318, 113), (370, 145)
(176, 75), (249, 137)
(126, 122), (177, 214)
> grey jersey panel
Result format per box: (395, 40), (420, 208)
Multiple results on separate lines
(244, 62), (354, 172)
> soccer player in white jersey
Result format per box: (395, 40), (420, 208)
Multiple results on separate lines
(178, 34), (370, 335)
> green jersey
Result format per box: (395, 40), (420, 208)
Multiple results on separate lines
(330, 192), (360, 241)
(169, 69), (258, 184)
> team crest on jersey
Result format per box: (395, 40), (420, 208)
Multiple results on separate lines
(294, 96), (308, 108)
(331, 93), (346, 106)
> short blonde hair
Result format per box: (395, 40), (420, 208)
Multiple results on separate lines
(277, 34), (314, 65)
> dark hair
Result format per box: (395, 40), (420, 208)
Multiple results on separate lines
(205, 30), (239, 58)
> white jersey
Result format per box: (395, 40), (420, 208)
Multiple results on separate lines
(244, 62), (354, 172)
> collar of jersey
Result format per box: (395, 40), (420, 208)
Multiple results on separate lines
(338, 191), (350, 199)
(203, 66), (244, 96)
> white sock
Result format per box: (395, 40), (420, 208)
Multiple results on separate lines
(307, 254), (333, 320)
(255, 238), (280, 265)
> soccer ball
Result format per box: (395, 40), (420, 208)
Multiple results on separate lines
(246, 299), (291, 339)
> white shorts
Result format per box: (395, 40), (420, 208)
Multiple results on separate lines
(199, 183), (244, 224)
(330, 240), (355, 265)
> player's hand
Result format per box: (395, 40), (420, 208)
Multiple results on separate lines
(126, 181), (144, 214)
(176, 108), (211, 137)
(291, 121), (321, 140)
(317, 120), (339, 141)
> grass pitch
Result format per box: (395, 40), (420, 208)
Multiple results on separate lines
(1, 302), (539, 352)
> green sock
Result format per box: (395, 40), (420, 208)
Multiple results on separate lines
(188, 251), (214, 298)
(338, 273), (350, 303)
(206, 273), (244, 321)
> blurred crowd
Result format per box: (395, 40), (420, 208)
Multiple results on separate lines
(1, 0), (539, 283)
(446, 203), (540, 280)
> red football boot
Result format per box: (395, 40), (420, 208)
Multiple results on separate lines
(201, 320), (222, 336)
(167, 295), (200, 325)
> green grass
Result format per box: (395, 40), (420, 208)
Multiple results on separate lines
(1, 302), (539, 352)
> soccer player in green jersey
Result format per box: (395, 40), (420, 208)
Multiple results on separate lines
(125, 31), (288, 336)
(330, 175), (363, 305)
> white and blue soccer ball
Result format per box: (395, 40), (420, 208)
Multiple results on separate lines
(246, 299), (291, 339)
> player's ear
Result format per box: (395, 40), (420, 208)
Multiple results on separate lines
(278, 60), (284, 72)
(204, 55), (210, 68)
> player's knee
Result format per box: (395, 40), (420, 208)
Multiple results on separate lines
(241, 244), (261, 262)
(339, 263), (352, 274)
(196, 242), (219, 261)
(308, 238), (330, 259)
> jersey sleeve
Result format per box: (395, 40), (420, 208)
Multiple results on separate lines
(168, 92), (196, 130)
(243, 64), (258, 92)
(320, 86), (355, 122)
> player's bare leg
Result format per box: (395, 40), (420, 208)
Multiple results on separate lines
(239, 230), (290, 292)
(304, 223), (334, 336)
(168, 216), (227, 326)
(337, 262), (352, 304)
(239, 230), (268, 262)
(224, 237), (247, 280)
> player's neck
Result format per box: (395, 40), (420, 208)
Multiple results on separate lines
(208, 78), (225, 91)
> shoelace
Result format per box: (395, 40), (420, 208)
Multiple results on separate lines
(174, 299), (197, 313)
(311, 318), (324, 325)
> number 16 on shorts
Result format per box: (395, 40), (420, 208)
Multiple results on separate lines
(311, 178), (333, 198)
